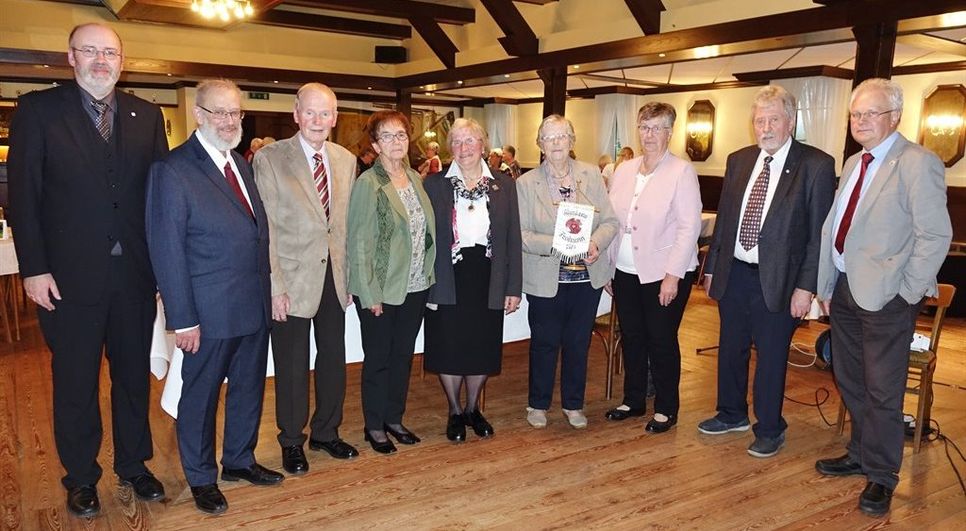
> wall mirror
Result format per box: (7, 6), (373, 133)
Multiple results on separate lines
(919, 84), (966, 168)
(686, 99), (715, 162)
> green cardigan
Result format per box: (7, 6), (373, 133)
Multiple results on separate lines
(347, 160), (436, 308)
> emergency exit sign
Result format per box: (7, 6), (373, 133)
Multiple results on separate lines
(249, 92), (270, 100)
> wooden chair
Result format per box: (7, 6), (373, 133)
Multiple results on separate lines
(835, 284), (956, 453)
(592, 298), (622, 400)
(0, 273), (21, 343)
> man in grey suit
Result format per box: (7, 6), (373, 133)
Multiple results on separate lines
(700, 85), (835, 458)
(814, 78), (952, 517)
(253, 83), (358, 474)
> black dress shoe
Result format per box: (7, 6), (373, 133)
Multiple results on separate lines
(384, 424), (420, 445)
(282, 445), (309, 475)
(310, 438), (359, 459)
(463, 410), (494, 438)
(66, 485), (99, 518)
(120, 472), (165, 501)
(858, 481), (893, 517)
(815, 454), (864, 476)
(190, 484), (228, 515)
(446, 414), (466, 442)
(364, 430), (397, 454)
(605, 407), (646, 421)
(644, 415), (677, 434)
(221, 463), (284, 486)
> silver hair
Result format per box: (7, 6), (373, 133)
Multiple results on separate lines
(851, 78), (904, 113)
(196, 78), (242, 108)
(535, 114), (576, 145)
(449, 117), (489, 152)
(752, 85), (797, 122)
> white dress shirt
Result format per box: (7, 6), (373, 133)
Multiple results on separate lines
(445, 160), (493, 248)
(733, 137), (792, 264)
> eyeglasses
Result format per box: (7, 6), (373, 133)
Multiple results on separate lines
(71, 46), (121, 60)
(638, 124), (670, 135)
(198, 105), (244, 121)
(539, 133), (573, 144)
(377, 131), (409, 143)
(849, 109), (896, 122)
(451, 137), (481, 147)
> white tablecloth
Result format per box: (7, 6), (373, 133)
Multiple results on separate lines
(699, 212), (717, 242)
(0, 238), (18, 276)
(152, 292), (613, 418)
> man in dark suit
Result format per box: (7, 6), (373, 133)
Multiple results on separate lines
(8, 23), (168, 517)
(146, 79), (283, 515)
(700, 85), (835, 458)
(814, 78), (951, 517)
(253, 83), (359, 475)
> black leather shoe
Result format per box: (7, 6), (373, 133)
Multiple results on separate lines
(605, 407), (646, 421)
(66, 485), (99, 518)
(120, 472), (165, 501)
(446, 414), (467, 442)
(858, 481), (893, 517)
(364, 430), (397, 454)
(190, 484), (228, 515)
(221, 463), (284, 486)
(815, 454), (864, 477)
(463, 410), (494, 438)
(309, 438), (359, 459)
(282, 445), (309, 475)
(384, 424), (420, 445)
(644, 415), (677, 434)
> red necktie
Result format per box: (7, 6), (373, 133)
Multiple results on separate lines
(738, 155), (772, 251)
(313, 153), (330, 221)
(224, 161), (253, 218)
(834, 153), (874, 254)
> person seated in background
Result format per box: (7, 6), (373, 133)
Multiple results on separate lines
(502, 144), (522, 179)
(487, 148), (509, 175)
(418, 141), (442, 178)
(601, 146), (634, 184)
(356, 144), (377, 177)
(244, 137), (263, 163)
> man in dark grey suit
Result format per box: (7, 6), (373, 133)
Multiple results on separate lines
(814, 78), (951, 517)
(700, 85), (835, 458)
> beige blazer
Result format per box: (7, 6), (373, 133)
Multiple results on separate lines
(254, 134), (356, 317)
(517, 160), (619, 297)
(816, 134), (952, 311)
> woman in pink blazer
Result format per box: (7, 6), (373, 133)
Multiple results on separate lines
(604, 102), (702, 433)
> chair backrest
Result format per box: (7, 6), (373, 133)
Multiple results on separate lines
(923, 284), (956, 353)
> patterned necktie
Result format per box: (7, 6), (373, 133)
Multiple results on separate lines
(224, 161), (253, 218)
(834, 152), (875, 254)
(738, 155), (773, 251)
(91, 100), (111, 141)
(313, 153), (330, 221)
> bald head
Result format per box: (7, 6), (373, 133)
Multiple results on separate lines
(294, 83), (338, 151)
(67, 23), (123, 99)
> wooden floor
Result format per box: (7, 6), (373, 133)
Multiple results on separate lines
(1, 290), (965, 530)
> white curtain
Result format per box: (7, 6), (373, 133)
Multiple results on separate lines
(483, 103), (517, 151)
(595, 94), (638, 160)
(776, 77), (852, 170)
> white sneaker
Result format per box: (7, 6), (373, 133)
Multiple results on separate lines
(526, 407), (548, 428)
(562, 408), (588, 429)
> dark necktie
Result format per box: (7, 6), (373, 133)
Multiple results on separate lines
(834, 152), (875, 254)
(224, 161), (253, 218)
(91, 100), (111, 141)
(738, 155), (773, 251)
(313, 153), (330, 221)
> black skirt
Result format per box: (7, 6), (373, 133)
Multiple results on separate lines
(424, 245), (505, 375)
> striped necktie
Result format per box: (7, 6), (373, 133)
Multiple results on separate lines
(90, 100), (111, 141)
(738, 155), (773, 251)
(313, 153), (330, 221)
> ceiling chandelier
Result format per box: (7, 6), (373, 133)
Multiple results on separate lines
(190, 0), (254, 22)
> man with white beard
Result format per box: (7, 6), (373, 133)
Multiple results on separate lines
(146, 78), (282, 515)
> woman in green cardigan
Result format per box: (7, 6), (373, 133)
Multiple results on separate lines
(347, 110), (436, 455)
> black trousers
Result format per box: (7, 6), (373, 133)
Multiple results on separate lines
(38, 288), (155, 489)
(177, 326), (269, 487)
(355, 290), (428, 431)
(716, 260), (799, 439)
(613, 269), (694, 416)
(271, 263), (346, 446)
(527, 282), (602, 410)
(830, 274), (921, 490)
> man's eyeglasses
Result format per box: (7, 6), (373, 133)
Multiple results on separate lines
(71, 46), (121, 60)
(378, 131), (409, 143)
(198, 105), (244, 121)
(638, 125), (670, 135)
(849, 109), (896, 122)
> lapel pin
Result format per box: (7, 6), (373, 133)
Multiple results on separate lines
(131, 111), (137, 117)
(492, 184), (500, 191)
(890, 160), (897, 166)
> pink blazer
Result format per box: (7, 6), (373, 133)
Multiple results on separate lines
(607, 153), (702, 284)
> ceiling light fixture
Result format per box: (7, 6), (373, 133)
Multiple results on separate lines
(190, 0), (254, 22)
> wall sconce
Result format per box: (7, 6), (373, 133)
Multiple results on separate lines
(919, 84), (966, 168)
(686, 100), (715, 162)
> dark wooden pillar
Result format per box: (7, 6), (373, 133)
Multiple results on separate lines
(845, 21), (898, 158)
(538, 67), (567, 118)
(396, 88), (412, 123)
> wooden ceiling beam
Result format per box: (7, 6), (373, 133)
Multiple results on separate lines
(567, 80), (767, 99)
(624, 0), (665, 35)
(897, 33), (966, 58)
(282, 0), (475, 25)
(480, 0), (539, 56)
(733, 65), (854, 82)
(253, 9), (411, 40)
(408, 17), (458, 70)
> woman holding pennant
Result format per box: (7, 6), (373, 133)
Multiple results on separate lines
(516, 114), (619, 430)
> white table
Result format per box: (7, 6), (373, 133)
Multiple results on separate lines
(699, 212), (717, 243)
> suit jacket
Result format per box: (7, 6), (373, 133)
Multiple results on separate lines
(516, 160), (619, 297)
(706, 140), (835, 312)
(253, 134), (355, 316)
(607, 153), (702, 283)
(8, 83), (168, 304)
(425, 167), (523, 310)
(146, 133), (271, 339)
(816, 134), (952, 311)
